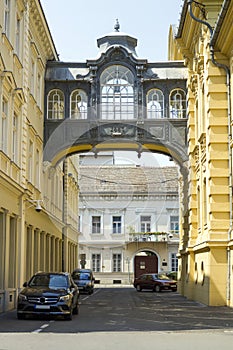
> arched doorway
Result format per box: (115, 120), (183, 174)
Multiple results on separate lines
(134, 251), (158, 278)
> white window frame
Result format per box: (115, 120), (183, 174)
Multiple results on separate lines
(92, 253), (101, 272)
(1, 98), (8, 153)
(112, 253), (122, 272)
(4, 0), (11, 38)
(140, 215), (151, 233)
(91, 216), (101, 234)
(70, 89), (87, 119)
(12, 113), (18, 163)
(112, 216), (122, 234)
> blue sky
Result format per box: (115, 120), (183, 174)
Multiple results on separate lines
(40, 0), (183, 62)
(40, 0), (183, 166)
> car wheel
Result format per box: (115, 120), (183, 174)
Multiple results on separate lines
(136, 284), (141, 292)
(73, 302), (79, 315)
(155, 285), (161, 292)
(65, 308), (73, 320)
(17, 313), (25, 320)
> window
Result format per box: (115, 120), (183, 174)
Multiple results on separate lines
(47, 89), (64, 119)
(101, 65), (134, 120)
(92, 254), (101, 272)
(92, 216), (101, 234)
(37, 73), (42, 109)
(35, 149), (40, 188)
(70, 89), (87, 119)
(170, 215), (179, 234)
(2, 99), (8, 153)
(170, 89), (186, 118)
(28, 140), (33, 182)
(30, 59), (35, 95)
(4, 0), (11, 37)
(12, 113), (18, 163)
(15, 14), (21, 57)
(112, 216), (121, 234)
(112, 254), (122, 272)
(147, 89), (164, 118)
(140, 216), (151, 233)
(171, 253), (178, 272)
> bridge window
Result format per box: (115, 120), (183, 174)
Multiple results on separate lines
(169, 89), (186, 118)
(47, 89), (64, 119)
(70, 89), (87, 119)
(100, 65), (134, 120)
(147, 89), (164, 118)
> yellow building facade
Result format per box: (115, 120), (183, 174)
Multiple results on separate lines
(169, 0), (233, 306)
(0, 0), (79, 313)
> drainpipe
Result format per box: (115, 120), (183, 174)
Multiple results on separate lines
(188, 0), (232, 304)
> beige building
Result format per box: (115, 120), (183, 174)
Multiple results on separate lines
(0, 0), (79, 313)
(169, 0), (233, 306)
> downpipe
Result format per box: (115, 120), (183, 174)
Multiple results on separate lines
(188, 0), (232, 305)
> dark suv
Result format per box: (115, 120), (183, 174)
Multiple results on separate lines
(72, 269), (95, 294)
(17, 272), (79, 320)
(133, 273), (177, 292)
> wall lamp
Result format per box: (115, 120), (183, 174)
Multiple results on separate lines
(26, 199), (43, 212)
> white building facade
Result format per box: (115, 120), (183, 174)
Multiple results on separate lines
(78, 163), (180, 285)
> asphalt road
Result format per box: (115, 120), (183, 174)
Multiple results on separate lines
(0, 287), (233, 349)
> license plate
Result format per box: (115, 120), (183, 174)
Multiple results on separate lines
(35, 305), (50, 310)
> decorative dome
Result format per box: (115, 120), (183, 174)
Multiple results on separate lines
(97, 19), (138, 56)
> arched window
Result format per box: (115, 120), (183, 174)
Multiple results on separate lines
(70, 89), (87, 119)
(100, 65), (134, 120)
(147, 89), (164, 118)
(170, 89), (186, 118)
(47, 89), (64, 119)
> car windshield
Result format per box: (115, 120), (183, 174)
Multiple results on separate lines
(156, 274), (171, 280)
(29, 274), (68, 289)
(72, 271), (91, 280)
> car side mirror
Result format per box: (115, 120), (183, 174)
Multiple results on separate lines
(23, 282), (28, 287)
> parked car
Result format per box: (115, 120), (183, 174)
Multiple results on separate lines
(166, 271), (178, 281)
(133, 273), (177, 292)
(71, 268), (95, 294)
(17, 272), (79, 320)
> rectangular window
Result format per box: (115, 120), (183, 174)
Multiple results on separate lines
(35, 149), (40, 188)
(92, 254), (101, 272)
(37, 72), (42, 108)
(31, 59), (35, 95)
(4, 0), (11, 37)
(112, 216), (121, 234)
(15, 14), (21, 57)
(171, 253), (178, 272)
(92, 216), (101, 234)
(112, 254), (121, 272)
(2, 99), (8, 153)
(170, 216), (179, 234)
(28, 140), (33, 182)
(12, 113), (18, 163)
(140, 216), (151, 233)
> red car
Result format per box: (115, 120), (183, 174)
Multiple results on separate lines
(133, 273), (177, 292)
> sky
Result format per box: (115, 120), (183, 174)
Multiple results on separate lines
(40, 0), (183, 62)
(40, 0), (183, 166)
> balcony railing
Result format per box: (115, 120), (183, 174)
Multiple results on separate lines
(126, 230), (179, 243)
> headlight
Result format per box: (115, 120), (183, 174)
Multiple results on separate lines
(59, 294), (70, 302)
(18, 294), (27, 302)
(86, 282), (92, 287)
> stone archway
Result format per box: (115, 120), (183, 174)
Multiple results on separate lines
(134, 251), (159, 278)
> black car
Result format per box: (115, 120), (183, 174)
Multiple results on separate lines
(17, 272), (79, 320)
(133, 273), (177, 292)
(71, 269), (95, 294)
